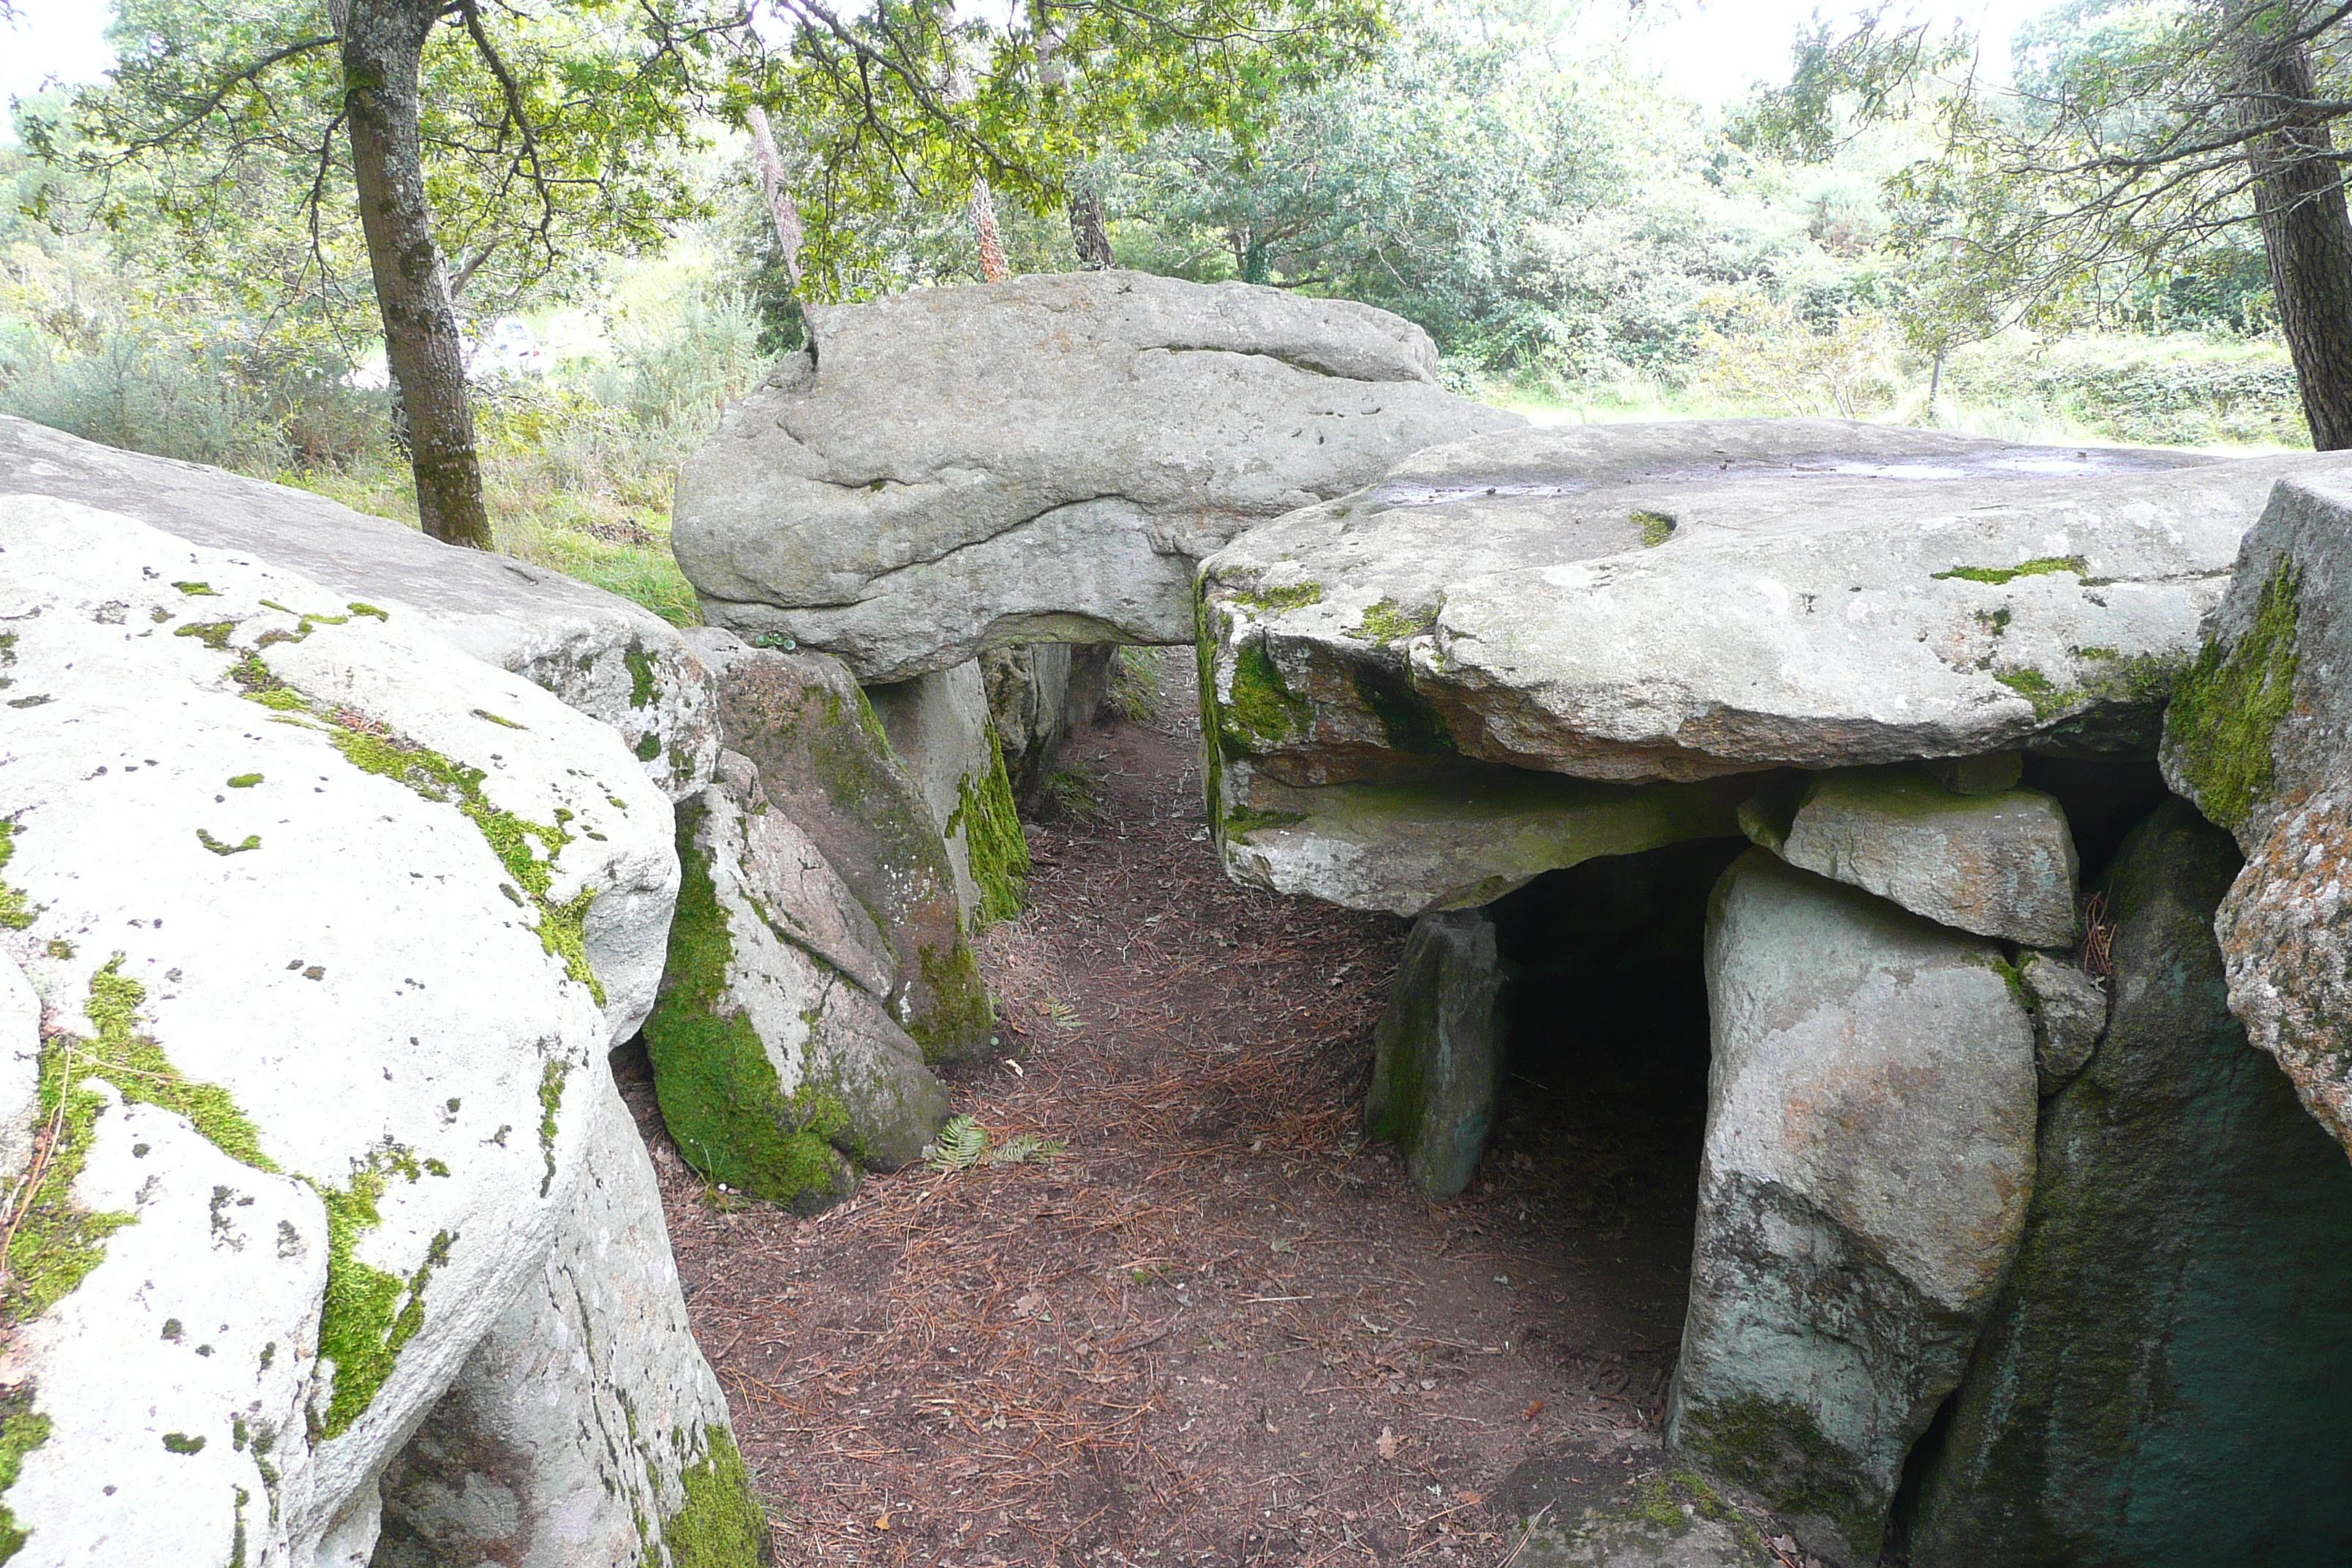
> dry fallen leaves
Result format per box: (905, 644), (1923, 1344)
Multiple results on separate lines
(1377, 1426), (1400, 1460)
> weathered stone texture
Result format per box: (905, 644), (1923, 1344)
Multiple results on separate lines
(0, 412), (720, 801)
(673, 271), (1519, 681)
(1909, 802), (2352, 1567)
(866, 659), (1028, 927)
(0, 498), (748, 1564)
(686, 629), (992, 1066)
(2161, 471), (2352, 1158)
(1747, 766), (2079, 946)
(1365, 909), (1509, 1200)
(1668, 851), (2035, 1567)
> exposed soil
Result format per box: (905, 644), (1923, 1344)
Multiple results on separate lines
(620, 655), (1721, 1567)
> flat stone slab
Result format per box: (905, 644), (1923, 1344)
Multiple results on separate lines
(1200, 419), (2342, 803)
(1744, 766), (2079, 946)
(674, 270), (1517, 680)
(1218, 759), (1758, 916)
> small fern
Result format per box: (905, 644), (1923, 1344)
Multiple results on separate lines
(927, 1115), (1064, 1172)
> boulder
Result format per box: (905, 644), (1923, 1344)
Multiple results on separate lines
(1364, 909), (1509, 1200)
(1198, 420), (2327, 821)
(1667, 851), (2036, 1567)
(642, 766), (952, 1211)
(672, 271), (1520, 681)
(685, 630), (993, 1065)
(1741, 766), (2079, 946)
(373, 1069), (764, 1567)
(0, 411), (720, 802)
(981, 643), (1118, 800)
(2016, 949), (2106, 1090)
(1216, 758), (1757, 916)
(1504, 1468), (1778, 1568)
(865, 660), (1028, 927)
(1908, 802), (2352, 1566)
(0, 498), (753, 1564)
(2161, 471), (2352, 1157)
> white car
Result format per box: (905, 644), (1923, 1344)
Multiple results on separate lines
(462, 316), (548, 380)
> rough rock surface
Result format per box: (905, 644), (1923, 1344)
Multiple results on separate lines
(1364, 909), (1508, 1200)
(2016, 949), (2106, 1090)
(2161, 471), (2352, 1157)
(374, 1071), (764, 1567)
(866, 660), (1028, 927)
(642, 764), (952, 1210)
(673, 271), (1520, 681)
(1218, 759), (1759, 916)
(687, 629), (993, 1065)
(1909, 802), (2352, 1566)
(1668, 851), (2036, 1567)
(1507, 1469), (1777, 1568)
(1, 960), (37, 1186)
(1199, 421), (2329, 823)
(1742, 766), (2079, 946)
(981, 643), (1115, 799)
(0, 498), (750, 1564)
(0, 412), (720, 801)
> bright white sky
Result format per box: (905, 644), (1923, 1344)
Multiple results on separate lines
(0, 0), (2054, 136)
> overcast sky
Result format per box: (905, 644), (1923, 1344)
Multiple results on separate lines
(0, 0), (2051, 137)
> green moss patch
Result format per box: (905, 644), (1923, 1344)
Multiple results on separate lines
(324, 717), (600, 1002)
(1934, 555), (2089, 585)
(1232, 581), (1323, 613)
(1350, 663), (1455, 755)
(0, 821), (36, 931)
(1994, 667), (2066, 719)
(906, 939), (994, 1068)
(2165, 557), (2302, 832)
(314, 1161), (453, 1441)
(643, 810), (855, 1210)
(197, 830), (262, 856)
(1678, 1392), (1882, 1558)
(0, 1387), (52, 1562)
(949, 728), (1029, 927)
(1347, 598), (1440, 646)
(654, 1425), (770, 1568)
(625, 645), (657, 710)
(171, 581), (219, 597)
(1220, 641), (1311, 756)
(537, 1061), (570, 1199)
(1632, 510), (1676, 548)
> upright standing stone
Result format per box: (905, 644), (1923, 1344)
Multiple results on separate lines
(687, 630), (993, 1066)
(1365, 909), (1509, 1201)
(1668, 852), (2036, 1567)
(2163, 471), (2352, 1158)
(1908, 802), (2352, 1567)
(865, 659), (1028, 927)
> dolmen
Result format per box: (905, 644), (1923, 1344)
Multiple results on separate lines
(1198, 416), (2352, 1565)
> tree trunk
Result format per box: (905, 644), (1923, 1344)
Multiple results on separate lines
(2239, 12), (2352, 451)
(1067, 188), (1113, 270)
(343, 0), (493, 548)
(746, 105), (805, 293)
(970, 180), (1010, 282)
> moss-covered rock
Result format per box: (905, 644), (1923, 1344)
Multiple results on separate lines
(1906, 802), (2352, 1567)
(644, 787), (952, 1210)
(688, 630), (995, 1066)
(1365, 908), (1507, 1201)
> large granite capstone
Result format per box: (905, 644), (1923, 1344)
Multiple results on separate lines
(1202, 418), (2345, 913)
(672, 271), (1519, 681)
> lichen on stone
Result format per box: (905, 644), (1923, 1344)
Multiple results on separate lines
(2164, 555), (2302, 832)
(1676, 1392), (1882, 1558)
(1220, 641), (1311, 756)
(1232, 581), (1323, 613)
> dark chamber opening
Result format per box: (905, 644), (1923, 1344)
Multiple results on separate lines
(1479, 837), (1748, 1293)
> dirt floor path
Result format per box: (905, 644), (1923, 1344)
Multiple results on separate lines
(622, 655), (1708, 1567)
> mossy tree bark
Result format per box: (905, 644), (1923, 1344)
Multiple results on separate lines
(342, 0), (494, 549)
